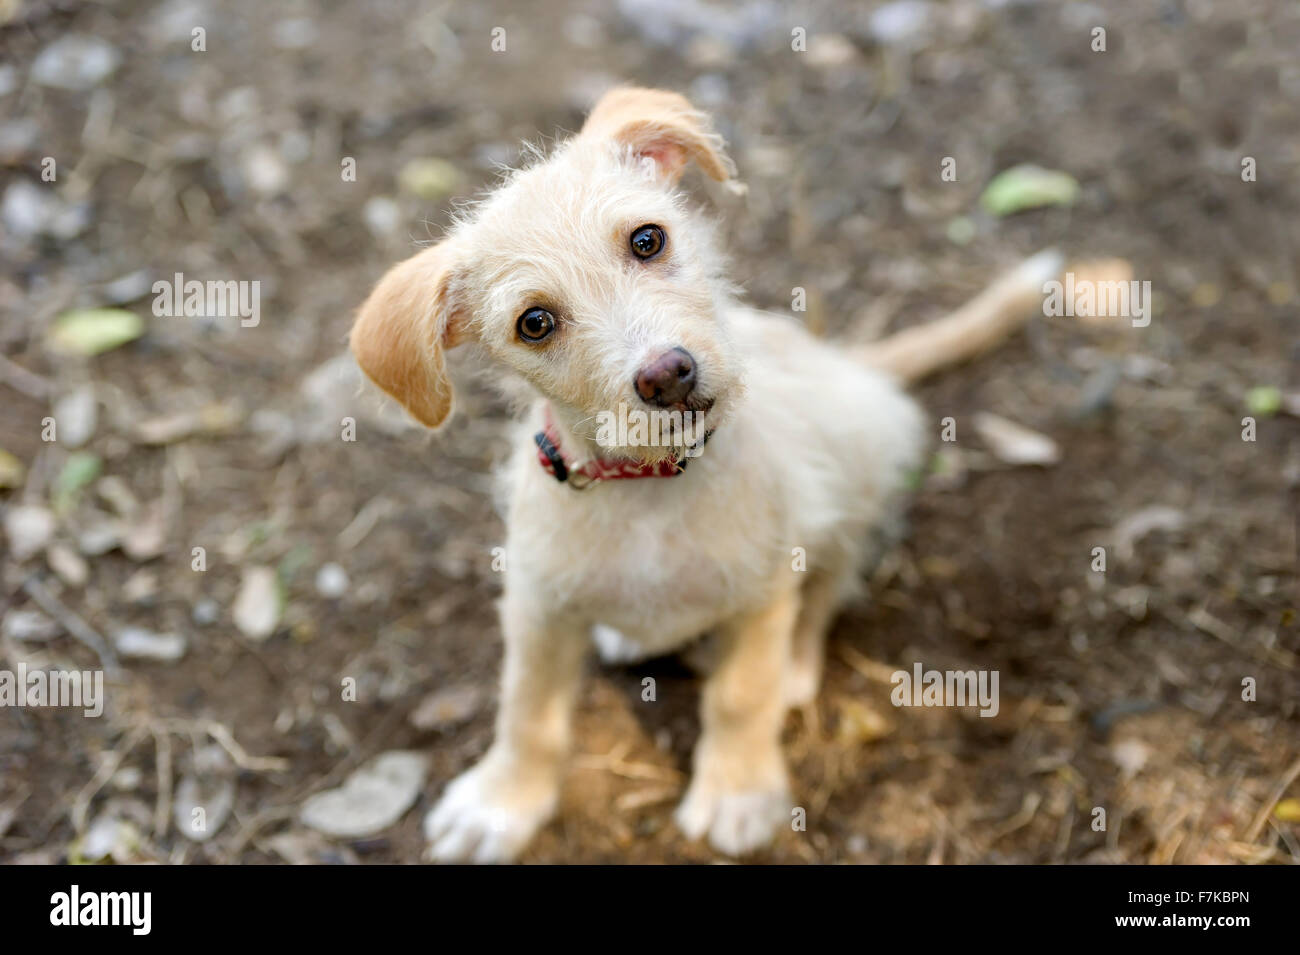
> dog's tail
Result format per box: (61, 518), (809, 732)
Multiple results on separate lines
(851, 249), (1063, 384)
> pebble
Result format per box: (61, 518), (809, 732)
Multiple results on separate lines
(121, 569), (159, 604)
(2, 180), (90, 241)
(52, 385), (98, 449)
(4, 505), (55, 562)
(868, 1), (934, 47)
(241, 144), (290, 195)
(149, 0), (210, 44)
(99, 270), (154, 305)
(114, 627), (187, 662)
(972, 412), (1061, 466)
(112, 767), (143, 791)
(409, 684), (484, 731)
(46, 543), (89, 588)
(1112, 506), (1186, 561)
(192, 598), (220, 626)
(299, 353), (411, 439)
(362, 196), (401, 239)
(232, 566), (281, 641)
(0, 118), (39, 162)
(31, 35), (121, 91)
(76, 814), (139, 864)
(77, 516), (124, 556)
(315, 563), (349, 599)
(299, 751), (428, 838)
(1110, 739), (1152, 779)
(173, 774), (235, 842)
(121, 502), (169, 561)
(272, 18), (318, 50)
(2, 609), (60, 642)
(807, 33), (859, 67)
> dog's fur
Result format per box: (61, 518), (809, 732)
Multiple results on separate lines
(350, 88), (1060, 862)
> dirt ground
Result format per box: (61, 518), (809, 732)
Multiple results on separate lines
(1, 0), (1297, 864)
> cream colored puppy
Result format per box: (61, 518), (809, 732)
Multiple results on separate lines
(351, 88), (1060, 862)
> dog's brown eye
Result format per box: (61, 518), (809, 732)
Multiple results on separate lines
(517, 307), (555, 343)
(630, 224), (666, 260)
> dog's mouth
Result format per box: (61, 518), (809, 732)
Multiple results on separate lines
(663, 395), (715, 416)
(587, 393), (719, 465)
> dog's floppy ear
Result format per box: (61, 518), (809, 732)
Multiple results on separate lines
(350, 241), (468, 429)
(581, 87), (735, 184)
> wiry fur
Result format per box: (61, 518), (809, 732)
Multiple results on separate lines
(350, 87), (1060, 862)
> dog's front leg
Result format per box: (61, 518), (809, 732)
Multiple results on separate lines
(676, 586), (799, 856)
(424, 595), (586, 863)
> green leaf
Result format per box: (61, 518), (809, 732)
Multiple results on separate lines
(397, 157), (461, 201)
(1246, 386), (1282, 417)
(278, 543), (315, 582)
(980, 164), (1080, 217)
(946, 216), (976, 245)
(53, 451), (102, 511)
(0, 448), (24, 489)
(49, 308), (144, 356)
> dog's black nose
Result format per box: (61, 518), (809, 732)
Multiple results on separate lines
(635, 347), (696, 406)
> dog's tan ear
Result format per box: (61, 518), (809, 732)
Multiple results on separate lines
(581, 87), (735, 183)
(350, 241), (468, 429)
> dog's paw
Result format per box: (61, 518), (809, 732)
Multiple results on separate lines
(423, 758), (558, 863)
(675, 774), (791, 857)
(783, 662), (820, 708)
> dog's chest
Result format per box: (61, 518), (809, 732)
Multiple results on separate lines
(508, 465), (789, 645)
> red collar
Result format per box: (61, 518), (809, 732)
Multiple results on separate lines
(534, 409), (710, 489)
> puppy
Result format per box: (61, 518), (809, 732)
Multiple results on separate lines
(350, 87), (1060, 862)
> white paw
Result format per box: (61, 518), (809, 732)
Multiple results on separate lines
(675, 775), (791, 857)
(591, 624), (651, 664)
(423, 758), (558, 863)
(783, 662), (820, 708)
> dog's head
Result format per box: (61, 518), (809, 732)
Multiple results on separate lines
(350, 88), (743, 463)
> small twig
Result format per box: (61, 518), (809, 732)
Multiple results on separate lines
(70, 726), (148, 833)
(0, 785), (30, 840)
(225, 804), (298, 859)
(572, 742), (683, 784)
(150, 718), (290, 773)
(1186, 606), (1297, 671)
(1269, 816), (1300, 862)
(989, 791), (1042, 841)
(21, 576), (119, 674)
(152, 728), (173, 839)
(198, 720), (290, 774)
(1053, 802), (1075, 863)
(836, 644), (900, 683)
(226, 697), (413, 857)
(0, 354), (52, 400)
(614, 787), (679, 812)
(1226, 840), (1279, 864)
(1242, 755), (1300, 844)
(337, 496), (395, 551)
